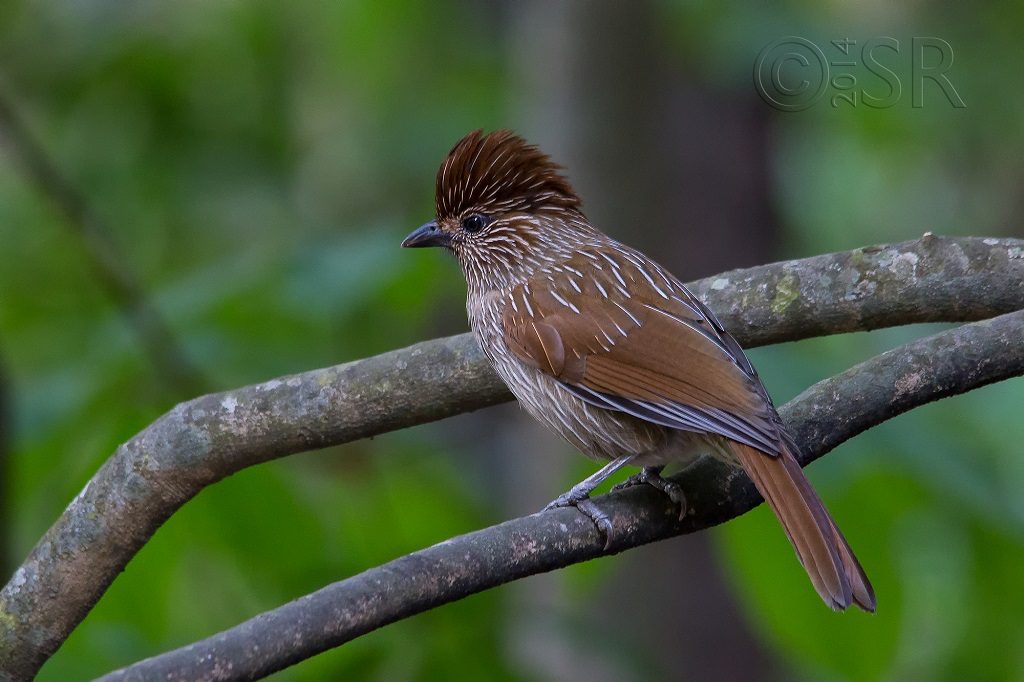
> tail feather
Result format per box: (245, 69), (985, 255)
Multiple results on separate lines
(731, 442), (875, 612)
(827, 516), (876, 611)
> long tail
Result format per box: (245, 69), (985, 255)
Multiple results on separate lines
(731, 442), (876, 612)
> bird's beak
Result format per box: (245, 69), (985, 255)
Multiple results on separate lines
(402, 220), (450, 248)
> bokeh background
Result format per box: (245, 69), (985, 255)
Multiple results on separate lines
(1, 2), (1022, 680)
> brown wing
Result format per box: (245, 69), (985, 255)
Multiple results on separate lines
(503, 246), (875, 612)
(502, 247), (788, 456)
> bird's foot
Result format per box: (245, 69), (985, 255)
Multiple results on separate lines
(612, 467), (688, 520)
(543, 486), (613, 548)
(541, 455), (636, 548)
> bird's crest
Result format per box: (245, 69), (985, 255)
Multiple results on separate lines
(436, 130), (581, 219)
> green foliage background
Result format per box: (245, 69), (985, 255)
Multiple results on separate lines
(0, 2), (1021, 680)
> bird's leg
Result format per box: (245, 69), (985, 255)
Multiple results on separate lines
(612, 466), (688, 520)
(544, 455), (635, 509)
(543, 455), (635, 544)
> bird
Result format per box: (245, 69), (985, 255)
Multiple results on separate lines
(402, 129), (875, 612)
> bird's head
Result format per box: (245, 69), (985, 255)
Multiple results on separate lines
(402, 130), (589, 289)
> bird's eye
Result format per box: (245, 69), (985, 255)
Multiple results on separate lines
(461, 213), (489, 234)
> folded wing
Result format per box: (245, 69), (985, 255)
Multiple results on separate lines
(502, 246), (874, 611)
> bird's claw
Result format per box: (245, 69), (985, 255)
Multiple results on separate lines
(543, 491), (614, 548)
(612, 467), (688, 521)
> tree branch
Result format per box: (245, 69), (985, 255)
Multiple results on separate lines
(100, 308), (1024, 681)
(0, 236), (1021, 679)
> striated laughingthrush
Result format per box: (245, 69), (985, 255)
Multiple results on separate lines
(402, 130), (875, 611)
